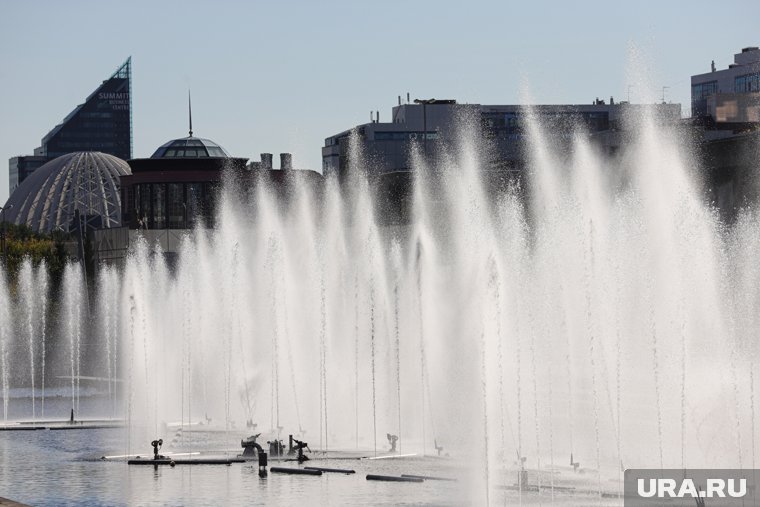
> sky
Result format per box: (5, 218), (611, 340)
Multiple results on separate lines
(1, 0), (758, 203)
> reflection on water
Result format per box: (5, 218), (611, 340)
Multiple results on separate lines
(0, 425), (469, 506)
(0, 421), (620, 506)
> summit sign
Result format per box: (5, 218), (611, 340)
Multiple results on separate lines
(98, 91), (129, 110)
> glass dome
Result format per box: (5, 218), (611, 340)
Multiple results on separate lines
(151, 136), (230, 159)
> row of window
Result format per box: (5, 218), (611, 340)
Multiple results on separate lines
(692, 81), (718, 100)
(691, 81), (719, 117)
(48, 141), (122, 150)
(374, 131), (439, 141)
(123, 182), (216, 229)
(482, 111), (610, 133)
(169, 139), (205, 147)
(80, 112), (114, 119)
(162, 147), (227, 158)
(55, 129), (126, 139)
(735, 73), (760, 93)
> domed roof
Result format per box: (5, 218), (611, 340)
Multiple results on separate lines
(150, 136), (230, 158)
(4, 152), (131, 234)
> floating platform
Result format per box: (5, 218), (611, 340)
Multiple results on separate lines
(304, 466), (355, 474)
(496, 484), (577, 493)
(49, 424), (123, 431)
(401, 474), (456, 482)
(270, 467), (322, 476)
(366, 474), (423, 483)
(0, 426), (45, 432)
(0, 420), (123, 432)
(127, 458), (233, 466)
(364, 453), (417, 460)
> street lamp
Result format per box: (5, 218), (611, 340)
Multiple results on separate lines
(0, 204), (13, 265)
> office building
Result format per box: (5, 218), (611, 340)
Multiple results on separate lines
(8, 57), (132, 191)
(691, 47), (760, 127)
(322, 99), (681, 178)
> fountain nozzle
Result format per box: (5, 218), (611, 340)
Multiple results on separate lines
(151, 439), (164, 460)
(292, 438), (310, 464)
(241, 433), (263, 457)
(387, 433), (398, 453)
(570, 453), (579, 472)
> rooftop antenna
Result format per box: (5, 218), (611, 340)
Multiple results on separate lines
(661, 85), (670, 104)
(188, 89), (193, 137)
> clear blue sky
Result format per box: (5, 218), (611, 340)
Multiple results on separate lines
(1, 0), (758, 202)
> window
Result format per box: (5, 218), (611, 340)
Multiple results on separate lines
(735, 73), (760, 93)
(138, 184), (151, 228)
(186, 183), (202, 227)
(692, 80), (718, 117)
(692, 81), (718, 99)
(152, 184), (166, 229)
(582, 112), (610, 131)
(167, 183), (185, 228)
(374, 131), (439, 141)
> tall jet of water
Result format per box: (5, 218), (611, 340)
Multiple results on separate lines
(2, 95), (759, 506)
(0, 266), (10, 423)
(18, 259), (36, 422)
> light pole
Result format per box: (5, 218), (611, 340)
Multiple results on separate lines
(0, 204), (13, 265)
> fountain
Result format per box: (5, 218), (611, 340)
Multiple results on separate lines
(0, 105), (758, 504)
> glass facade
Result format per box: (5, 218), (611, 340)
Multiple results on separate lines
(8, 58), (133, 191)
(152, 184), (166, 229)
(151, 137), (230, 158)
(691, 80), (718, 117)
(41, 58), (132, 160)
(481, 111), (609, 137)
(374, 131), (439, 141)
(129, 182), (216, 229)
(8, 156), (47, 191)
(735, 72), (760, 93)
(167, 183), (184, 229)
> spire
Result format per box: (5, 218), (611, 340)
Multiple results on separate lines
(188, 89), (193, 137)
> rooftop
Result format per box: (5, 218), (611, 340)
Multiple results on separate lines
(150, 136), (231, 159)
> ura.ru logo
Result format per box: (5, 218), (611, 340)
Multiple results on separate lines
(637, 478), (746, 498)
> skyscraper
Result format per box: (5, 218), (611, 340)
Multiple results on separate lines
(8, 57), (132, 192)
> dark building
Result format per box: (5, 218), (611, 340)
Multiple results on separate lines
(8, 57), (132, 191)
(120, 135), (323, 232)
(121, 135), (247, 230)
(8, 156), (48, 193)
(87, 131), (321, 267)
